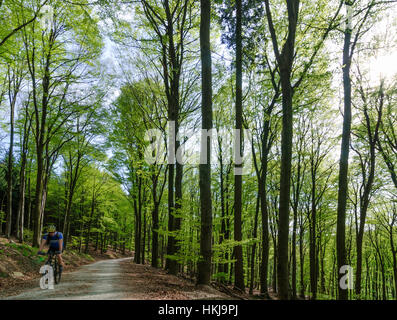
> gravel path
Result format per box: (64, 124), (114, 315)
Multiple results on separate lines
(5, 258), (134, 300)
(3, 258), (231, 300)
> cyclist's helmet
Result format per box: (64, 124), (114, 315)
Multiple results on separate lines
(47, 225), (56, 232)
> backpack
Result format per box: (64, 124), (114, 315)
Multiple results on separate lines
(45, 231), (61, 245)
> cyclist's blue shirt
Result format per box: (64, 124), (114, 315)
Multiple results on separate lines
(43, 232), (63, 249)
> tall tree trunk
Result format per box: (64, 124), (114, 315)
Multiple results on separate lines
(197, 0), (213, 286)
(291, 135), (304, 299)
(142, 208), (147, 264)
(218, 151), (226, 277)
(150, 165), (166, 268)
(170, 140), (183, 274)
(152, 202), (159, 268)
(26, 162), (32, 230)
(259, 115), (272, 297)
(139, 0), (189, 274)
(309, 162), (317, 299)
(85, 192), (95, 254)
(259, 170), (270, 297)
(233, 0), (245, 291)
(16, 105), (31, 242)
(5, 87), (16, 238)
(355, 88), (382, 298)
(62, 153), (81, 248)
(390, 227), (397, 301)
(291, 206), (298, 299)
(272, 244), (277, 293)
(249, 193), (260, 294)
(16, 153), (27, 242)
(299, 220), (305, 298)
(166, 163), (175, 270)
(33, 148), (44, 247)
(264, 0), (300, 299)
(134, 176), (142, 264)
(163, 0), (184, 274)
(336, 3), (352, 300)
(224, 169), (231, 277)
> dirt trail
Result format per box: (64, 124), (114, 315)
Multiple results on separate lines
(2, 258), (232, 300)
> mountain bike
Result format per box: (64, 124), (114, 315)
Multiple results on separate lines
(39, 250), (62, 284)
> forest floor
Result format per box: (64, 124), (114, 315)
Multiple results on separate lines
(0, 236), (131, 297)
(0, 237), (258, 300)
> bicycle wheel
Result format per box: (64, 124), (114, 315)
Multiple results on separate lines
(54, 261), (62, 284)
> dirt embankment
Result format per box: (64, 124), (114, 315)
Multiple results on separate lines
(117, 260), (232, 300)
(0, 236), (132, 297)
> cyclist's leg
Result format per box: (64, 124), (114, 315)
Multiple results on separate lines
(56, 249), (65, 268)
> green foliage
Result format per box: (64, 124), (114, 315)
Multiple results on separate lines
(1, 0), (397, 301)
(212, 272), (228, 282)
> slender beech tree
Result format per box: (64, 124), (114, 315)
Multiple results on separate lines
(16, 96), (32, 242)
(139, 0), (193, 274)
(264, 0), (342, 298)
(264, 0), (300, 299)
(351, 73), (383, 298)
(233, 0), (245, 291)
(197, 0), (213, 286)
(5, 62), (23, 238)
(336, 0), (375, 299)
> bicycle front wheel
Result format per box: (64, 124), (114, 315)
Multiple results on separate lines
(53, 263), (62, 284)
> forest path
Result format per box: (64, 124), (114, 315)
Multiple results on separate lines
(3, 257), (231, 300)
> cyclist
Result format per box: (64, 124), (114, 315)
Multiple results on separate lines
(37, 225), (65, 270)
